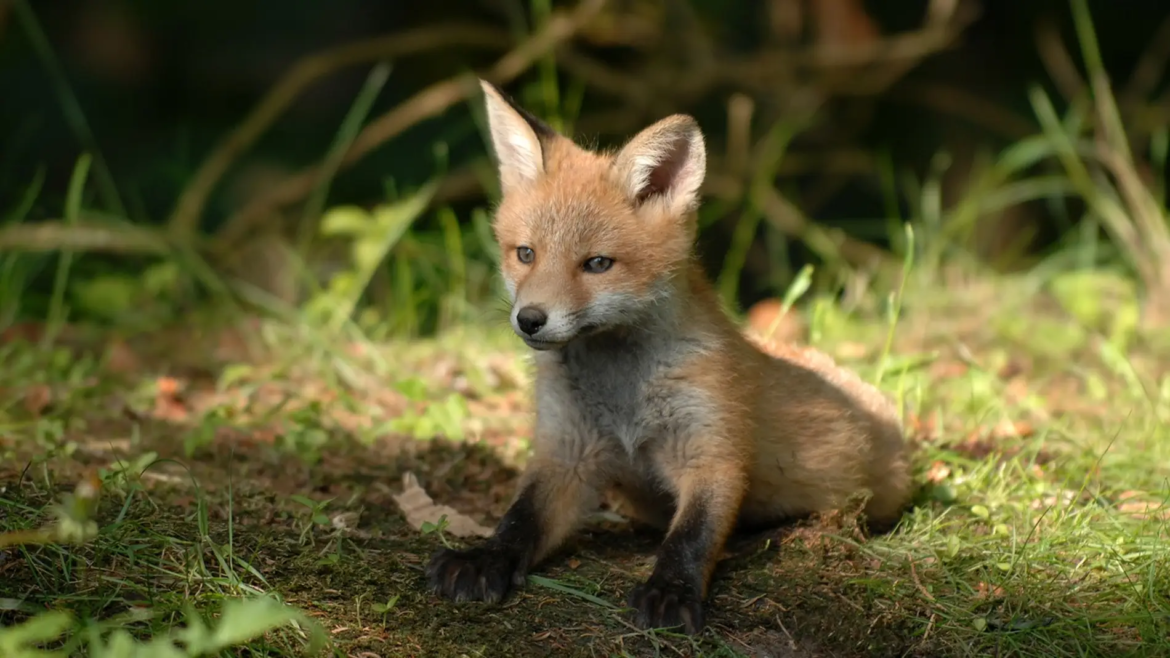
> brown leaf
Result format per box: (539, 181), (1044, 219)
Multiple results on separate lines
(104, 339), (142, 374)
(0, 322), (44, 344)
(23, 384), (52, 417)
(997, 358), (1028, 380)
(1115, 490), (1170, 520)
(152, 377), (190, 421)
(1003, 377), (1030, 405)
(391, 472), (492, 538)
(906, 412), (937, 442)
(810, 0), (880, 49)
(990, 419), (1034, 440)
(834, 341), (869, 360)
(929, 360), (968, 379)
(155, 376), (182, 396)
(925, 461), (951, 484)
(974, 582), (1005, 600)
(745, 298), (807, 345)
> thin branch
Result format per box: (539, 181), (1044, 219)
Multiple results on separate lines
(166, 24), (512, 237)
(724, 0), (974, 87)
(213, 0), (608, 251)
(427, 150), (878, 211)
(1035, 17), (1085, 103)
(1121, 15), (1170, 106)
(895, 82), (1035, 139)
(0, 221), (170, 254)
(752, 182), (896, 273)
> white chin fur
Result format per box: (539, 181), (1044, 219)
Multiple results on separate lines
(520, 336), (563, 351)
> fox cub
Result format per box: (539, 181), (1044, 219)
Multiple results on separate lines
(426, 80), (913, 634)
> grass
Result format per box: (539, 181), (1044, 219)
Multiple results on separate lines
(1, 259), (1169, 657)
(3, 1), (1170, 656)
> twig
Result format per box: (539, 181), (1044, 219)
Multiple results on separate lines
(723, 0), (974, 91)
(774, 614), (798, 651)
(0, 220), (170, 254)
(213, 0), (608, 251)
(1122, 15), (1170, 107)
(908, 557), (936, 602)
(726, 94), (756, 178)
(754, 184), (895, 273)
(428, 151), (877, 210)
(896, 82), (1035, 139)
(166, 24), (513, 237)
(12, 0), (126, 218)
(1034, 17), (1085, 103)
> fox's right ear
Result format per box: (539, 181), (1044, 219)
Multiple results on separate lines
(479, 79), (556, 196)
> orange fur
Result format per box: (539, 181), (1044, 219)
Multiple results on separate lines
(426, 80), (913, 634)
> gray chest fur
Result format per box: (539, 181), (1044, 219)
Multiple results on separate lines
(541, 332), (710, 455)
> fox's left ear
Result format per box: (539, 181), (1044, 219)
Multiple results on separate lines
(611, 115), (707, 216)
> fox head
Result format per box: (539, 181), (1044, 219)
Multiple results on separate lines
(478, 79), (707, 351)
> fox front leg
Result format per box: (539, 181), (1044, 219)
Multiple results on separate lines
(627, 451), (748, 634)
(426, 453), (604, 604)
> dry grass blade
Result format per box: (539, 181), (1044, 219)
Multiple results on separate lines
(0, 219), (170, 254)
(1034, 16), (1085, 103)
(1068, 0), (1170, 325)
(1120, 15), (1170, 107)
(755, 184), (895, 273)
(213, 0), (608, 250)
(166, 24), (512, 237)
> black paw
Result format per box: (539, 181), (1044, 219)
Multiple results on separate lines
(426, 545), (524, 604)
(627, 577), (705, 634)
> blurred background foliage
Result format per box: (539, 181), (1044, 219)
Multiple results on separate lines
(2, 0), (1169, 337)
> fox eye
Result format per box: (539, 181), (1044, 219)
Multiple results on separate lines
(583, 256), (614, 273)
(517, 246), (535, 264)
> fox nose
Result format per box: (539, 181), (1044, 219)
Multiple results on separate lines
(516, 306), (547, 336)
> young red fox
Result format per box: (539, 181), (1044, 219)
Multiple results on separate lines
(426, 80), (913, 634)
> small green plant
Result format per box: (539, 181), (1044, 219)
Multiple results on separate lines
(0, 595), (328, 658)
(183, 405), (233, 457)
(420, 513), (452, 549)
(289, 494), (334, 547)
(369, 594), (400, 622)
(306, 176), (440, 337)
(279, 404), (331, 465)
(0, 471), (101, 549)
(0, 611), (72, 658)
(386, 377), (470, 441)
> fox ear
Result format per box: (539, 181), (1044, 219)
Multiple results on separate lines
(611, 115), (707, 216)
(479, 79), (556, 195)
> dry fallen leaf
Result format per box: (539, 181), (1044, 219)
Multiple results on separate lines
(392, 472), (492, 538)
(103, 339), (142, 374)
(925, 461), (951, 484)
(974, 582), (1005, 600)
(23, 384), (52, 417)
(156, 377), (183, 396)
(929, 360), (968, 379)
(745, 298), (807, 344)
(1115, 490), (1170, 520)
(906, 412), (938, 442)
(835, 341), (869, 360)
(990, 419), (1034, 440)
